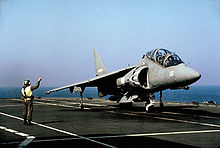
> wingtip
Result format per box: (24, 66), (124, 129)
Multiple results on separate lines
(45, 91), (50, 95)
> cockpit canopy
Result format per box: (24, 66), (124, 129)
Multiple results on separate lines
(146, 48), (183, 67)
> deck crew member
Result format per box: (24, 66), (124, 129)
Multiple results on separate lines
(21, 77), (42, 125)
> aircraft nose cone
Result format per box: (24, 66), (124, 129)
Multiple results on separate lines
(175, 64), (201, 84)
(191, 70), (201, 81)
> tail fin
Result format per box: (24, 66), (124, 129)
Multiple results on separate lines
(93, 48), (109, 76)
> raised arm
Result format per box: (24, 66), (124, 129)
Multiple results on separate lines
(31, 77), (42, 91)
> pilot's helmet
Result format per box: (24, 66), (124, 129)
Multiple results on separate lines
(23, 80), (31, 86)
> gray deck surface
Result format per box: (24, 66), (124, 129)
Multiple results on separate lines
(0, 97), (220, 148)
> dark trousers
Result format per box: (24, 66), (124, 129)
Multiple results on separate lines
(23, 100), (33, 122)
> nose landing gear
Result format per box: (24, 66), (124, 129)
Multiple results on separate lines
(159, 90), (164, 112)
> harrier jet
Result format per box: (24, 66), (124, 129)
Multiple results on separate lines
(46, 48), (201, 112)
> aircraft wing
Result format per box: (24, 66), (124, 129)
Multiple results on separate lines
(46, 65), (136, 95)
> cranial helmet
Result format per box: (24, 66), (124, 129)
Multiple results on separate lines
(23, 80), (31, 86)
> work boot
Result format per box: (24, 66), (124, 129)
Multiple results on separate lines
(23, 119), (27, 125)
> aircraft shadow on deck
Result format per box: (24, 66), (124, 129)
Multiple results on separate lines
(58, 104), (220, 118)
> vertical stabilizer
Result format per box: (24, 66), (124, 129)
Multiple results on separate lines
(93, 48), (109, 76)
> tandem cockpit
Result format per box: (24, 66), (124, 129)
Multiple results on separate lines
(145, 48), (183, 67)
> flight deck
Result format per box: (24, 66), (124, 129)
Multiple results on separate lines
(0, 97), (220, 148)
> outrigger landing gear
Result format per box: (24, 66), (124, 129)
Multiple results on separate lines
(79, 92), (84, 110)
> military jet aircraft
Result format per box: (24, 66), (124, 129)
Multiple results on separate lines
(46, 48), (201, 112)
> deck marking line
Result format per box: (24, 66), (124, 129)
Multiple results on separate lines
(0, 104), (23, 108)
(31, 121), (116, 148)
(0, 125), (34, 147)
(162, 112), (219, 120)
(106, 111), (220, 128)
(1, 129), (220, 145)
(35, 101), (91, 110)
(0, 125), (30, 137)
(5, 128), (17, 133)
(153, 116), (220, 128)
(116, 129), (220, 137)
(18, 136), (35, 148)
(36, 98), (107, 107)
(16, 132), (29, 137)
(0, 126), (6, 129)
(35, 101), (220, 129)
(30, 129), (220, 143)
(0, 112), (116, 148)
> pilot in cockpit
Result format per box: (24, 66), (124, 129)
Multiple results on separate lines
(146, 48), (183, 67)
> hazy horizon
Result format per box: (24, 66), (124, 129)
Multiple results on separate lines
(1, 0), (220, 87)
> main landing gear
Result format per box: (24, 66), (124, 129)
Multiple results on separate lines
(145, 101), (154, 113)
(145, 91), (164, 113)
(145, 93), (155, 113)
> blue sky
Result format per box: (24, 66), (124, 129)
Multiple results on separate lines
(0, 0), (220, 87)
